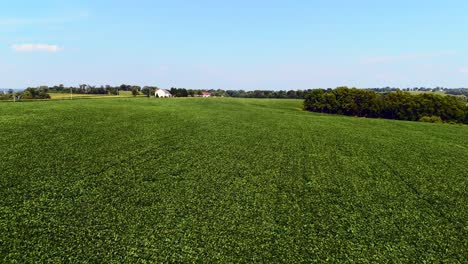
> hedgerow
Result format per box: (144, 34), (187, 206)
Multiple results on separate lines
(304, 87), (468, 123)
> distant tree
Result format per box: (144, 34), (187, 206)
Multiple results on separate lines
(120, 84), (131, 91)
(286, 90), (298, 98)
(170, 87), (178, 97)
(180, 88), (188, 97)
(142, 86), (154, 97)
(131, 87), (139, 97)
(22, 87), (51, 99)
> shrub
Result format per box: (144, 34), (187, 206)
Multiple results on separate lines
(419, 116), (443, 123)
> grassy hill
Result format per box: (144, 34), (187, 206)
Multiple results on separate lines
(1, 98), (467, 262)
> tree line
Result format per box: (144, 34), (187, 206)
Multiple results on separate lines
(47, 84), (135, 95)
(304, 87), (468, 124)
(444, 88), (468, 96)
(0, 87), (51, 100)
(2, 85), (310, 100)
(368, 87), (468, 95)
(167, 88), (309, 98)
(39, 84), (312, 99)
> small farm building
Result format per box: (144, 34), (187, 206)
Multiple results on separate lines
(155, 89), (173, 98)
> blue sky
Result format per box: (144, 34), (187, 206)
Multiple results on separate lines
(1, 0), (468, 89)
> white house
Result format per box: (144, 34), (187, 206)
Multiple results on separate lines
(202, 91), (211, 97)
(155, 89), (172, 98)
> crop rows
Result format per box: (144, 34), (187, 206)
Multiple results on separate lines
(1, 98), (467, 262)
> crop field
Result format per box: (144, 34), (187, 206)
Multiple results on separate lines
(50, 93), (110, 100)
(48, 91), (140, 100)
(0, 98), (467, 262)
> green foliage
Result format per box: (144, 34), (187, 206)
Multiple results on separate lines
(131, 87), (139, 97)
(226, 89), (307, 98)
(0, 91), (13, 100)
(419, 116), (443, 123)
(304, 87), (468, 123)
(141, 86), (157, 97)
(444, 88), (468, 96)
(46, 84), (140, 95)
(21, 87), (51, 100)
(0, 98), (467, 262)
(20, 84), (323, 99)
(170, 87), (189, 97)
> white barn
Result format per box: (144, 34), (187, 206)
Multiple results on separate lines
(155, 89), (172, 98)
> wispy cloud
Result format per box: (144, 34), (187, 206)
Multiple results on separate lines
(12, 44), (63, 53)
(460, 68), (468, 74)
(362, 51), (456, 64)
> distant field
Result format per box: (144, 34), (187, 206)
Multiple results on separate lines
(49, 93), (112, 100)
(407, 91), (447, 95)
(407, 91), (467, 100)
(0, 98), (467, 262)
(48, 91), (143, 100)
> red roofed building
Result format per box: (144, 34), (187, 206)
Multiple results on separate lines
(202, 91), (211, 97)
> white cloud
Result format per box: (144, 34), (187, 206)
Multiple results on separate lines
(460, 68), (468, 74)
(12, 44), (63, 53)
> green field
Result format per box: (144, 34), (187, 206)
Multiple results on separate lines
(1, 98), (467, 262)
(48, 91), (141, 100)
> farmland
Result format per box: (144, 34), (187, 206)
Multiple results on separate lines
(48, 91), (140, 100)
(0, 98), (467, 262)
